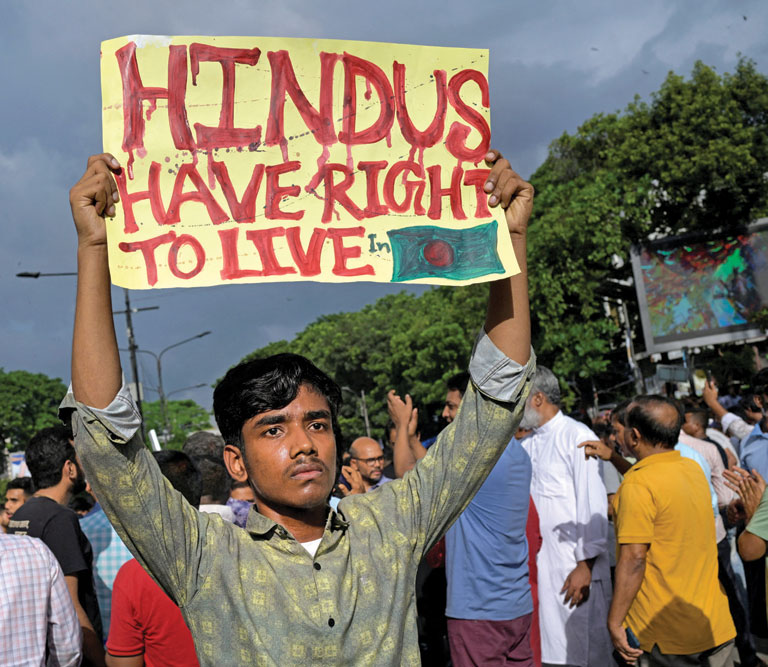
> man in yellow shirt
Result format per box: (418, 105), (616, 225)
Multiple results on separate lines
(609, 395), (736, 666)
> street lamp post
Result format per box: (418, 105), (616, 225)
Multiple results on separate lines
(130, 332), (211, 439)
(16, 272), (157, 440)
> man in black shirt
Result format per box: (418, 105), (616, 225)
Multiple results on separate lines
(8, 425), (105, 666)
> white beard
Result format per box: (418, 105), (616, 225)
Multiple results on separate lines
(519, 402), (543, 430)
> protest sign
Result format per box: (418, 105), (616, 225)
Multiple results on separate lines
(101, 35), (519, 288)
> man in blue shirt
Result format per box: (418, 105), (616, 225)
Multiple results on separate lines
(444, 432), (534, 665)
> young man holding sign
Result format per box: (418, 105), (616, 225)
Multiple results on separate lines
(62, 148), (534, 665)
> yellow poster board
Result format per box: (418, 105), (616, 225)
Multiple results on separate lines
(101, 35), (517, 289)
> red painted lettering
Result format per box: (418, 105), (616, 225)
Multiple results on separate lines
(266, 51), (339, 148)
(218, 228), (264, 280)
(118, 232), (176, 286)
(383, 161), (426, 215)
(327, 227), (374, 277)
(393, 63), (447, 149)
(189, 44), (262, 148)
(245, 228), (296, 276)
(265, 161), (304, 220)
(116, 42), (194, 169)
(427, 166), (466, 220)
(285, 227), (327, 276)
(358, 161), (389, 217)
(168, 234), (206, 279)
(211, 161), (265, 223)
(166, 164), (230, 225)
(446, 69), (491, 163)
(463, 168), (492, 218)
(320, 164), (364, 223)
(339, 53), (394, 146)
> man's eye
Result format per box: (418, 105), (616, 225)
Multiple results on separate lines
(265, 427), (281, 436)
(309, 422), (327, 431)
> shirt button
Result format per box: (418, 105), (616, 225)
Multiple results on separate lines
(328, 618), (335, 628)
(313, 562), (321, 570)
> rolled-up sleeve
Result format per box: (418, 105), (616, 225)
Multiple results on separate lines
(59, 385), (211, 608)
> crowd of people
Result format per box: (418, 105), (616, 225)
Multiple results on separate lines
(2, 148), (768, 667)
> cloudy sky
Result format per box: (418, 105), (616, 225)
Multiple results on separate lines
(2, 0), (766, 415)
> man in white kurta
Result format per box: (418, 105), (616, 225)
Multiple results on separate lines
(521, 367), (612, 666)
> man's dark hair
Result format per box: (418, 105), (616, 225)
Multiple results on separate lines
(446, 371), (470, 396)
(626, 395), (683, 449)
(192, 455), (231, 504)
(213, 353), (342, 449)
(153, 451), (202, 509)
(683, 403), (709, 431)
(183, 432), (225, 459)
(7, 476), (34, 496)
(611, 400), (631, 425)
(25, 425), (76, 490)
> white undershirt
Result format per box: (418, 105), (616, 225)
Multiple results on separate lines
(301, 538), (322, 557)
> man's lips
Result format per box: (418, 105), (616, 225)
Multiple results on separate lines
(289, 461), (325, 480)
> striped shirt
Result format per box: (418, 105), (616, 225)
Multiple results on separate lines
(0, 533), (81, 666)
(80, 504), (133, 636)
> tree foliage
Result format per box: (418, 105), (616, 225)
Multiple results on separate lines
(0, 369), (68, 450)
(528, 58), (768, 383)
(142, 399), (213, 450)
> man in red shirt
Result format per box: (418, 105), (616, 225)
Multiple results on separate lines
(106, 451), (202, 667)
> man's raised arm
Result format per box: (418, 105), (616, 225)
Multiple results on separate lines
(69, 153), (123, 407)
(482, 149), (532, 366)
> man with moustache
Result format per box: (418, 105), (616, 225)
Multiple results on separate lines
(8, 425), (105, 666)
(520, 367), (612, 666)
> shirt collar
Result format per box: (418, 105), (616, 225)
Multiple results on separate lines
(245, 502), (349, 537)
(627, 449), (680, 474)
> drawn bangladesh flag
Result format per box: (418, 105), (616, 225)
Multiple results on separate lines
(387, 221), (505, 282)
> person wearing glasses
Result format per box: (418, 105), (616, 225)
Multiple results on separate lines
(348, 437), (392, 492)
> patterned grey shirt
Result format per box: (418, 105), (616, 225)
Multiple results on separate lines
(61, 330), (534, 666)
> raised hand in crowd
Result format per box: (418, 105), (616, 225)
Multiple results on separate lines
(338, 466), (365, 497)
(388, 390), (425, 478)
(724, 467), (767, 523)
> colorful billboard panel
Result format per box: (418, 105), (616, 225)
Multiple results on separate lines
(631, 219), (768, 353)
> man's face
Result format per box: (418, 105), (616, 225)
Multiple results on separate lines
(442, 389), (462, 423)
(229, 485), (256, 503)
(350, 439), (385, 485)
(226, 385), (337, 513)
(611, 418), (629, 456)
(519, 393), (544, 430)
(682, 412), (700, 438)
(3, 489), (27, 519)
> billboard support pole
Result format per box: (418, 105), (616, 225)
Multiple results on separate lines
(621, 301), (645, 394)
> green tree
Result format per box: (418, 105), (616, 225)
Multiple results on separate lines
(0, 369), (68, 450)
(142, 399), (212, 450)
(528, 58), (768, 388)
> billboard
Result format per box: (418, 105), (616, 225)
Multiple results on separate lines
(630, 218), (768, 354)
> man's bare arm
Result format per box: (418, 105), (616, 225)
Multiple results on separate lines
(65, 574), (106, 666)
(608, 543), (647, 665)
(69, 154), (122, 408)
(106, 655), (144, 667)
(482, 150), (532, 366)
(388, 391), (419, 478)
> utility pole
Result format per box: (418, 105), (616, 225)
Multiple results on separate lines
(360, 389), (371, 438)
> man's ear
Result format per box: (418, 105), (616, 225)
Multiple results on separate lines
(223, 444), (249, 483)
